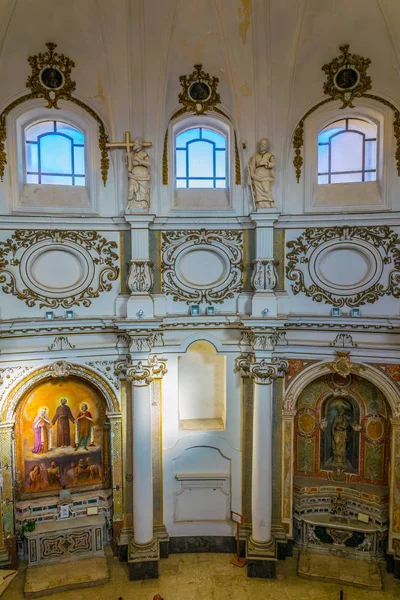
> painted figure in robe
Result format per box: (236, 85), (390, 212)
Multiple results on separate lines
(32, 407), (51, 453)
(47, 460), (61, 487)
(51, 398), (75, 447)
(126, 137), (150, 210)
(74, 403), (94, 451)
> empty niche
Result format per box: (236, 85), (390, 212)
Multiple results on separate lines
(178, 340), (226, 430)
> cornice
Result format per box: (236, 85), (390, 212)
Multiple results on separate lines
(275, 211), (400, 229)
(0, 216), (129, 231)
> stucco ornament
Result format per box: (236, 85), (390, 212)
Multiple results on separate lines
(126, 137), (151, 210)
(247, 138), (276, 208)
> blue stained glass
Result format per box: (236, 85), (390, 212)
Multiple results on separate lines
(201, 129), (226, 147)
(365, 172), (376, 182)
(318, 144), (329, 173)
(176, 179), (187, 188)
(176, 128), (200, 146)
(25, 120), (85, 186)
(41, 174), (73, 185)
(56, 122), (84, 144)
(215, 180), (226, 188)
(188, 179), (214, 188)
(365, 140), (377, 171)
(26, 143), (38, 172)
(215, 151), (226, 177)
(176, 150), (186, 177)
(188, 141), (213, 178)
(73, 146), (85, 175)
(25, 121), (55, 141)
(26, 174), (39, 184)
(40, 134), (72, 174)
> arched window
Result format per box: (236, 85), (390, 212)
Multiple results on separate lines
(175, 127), (227, 189)
(318, 118), (377, 184)
(25, 120), (85, 186)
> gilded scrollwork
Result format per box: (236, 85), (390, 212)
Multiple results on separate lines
(322, 44), (372, 109)
(161, 229), (243, 304)
(0, 229), (119, 309)
(236, 355), (288, 385)
(125, 356), (168, 387)
(292, 44), (400, 181)
(286, 225), (400, 307)
(26, 42), (76, 109)
(162, 64), (241, 185)
(0, 43), (110, 185)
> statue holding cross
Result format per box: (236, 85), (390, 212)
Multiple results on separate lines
(106, 131), (152, 211)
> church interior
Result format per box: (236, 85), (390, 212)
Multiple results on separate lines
(1, 0), (400, 598)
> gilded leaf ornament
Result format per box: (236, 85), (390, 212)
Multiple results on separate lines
(0, 42), (110, 185)
(292, 44), (400, 181)
(286, 225), (400, 307)
(0, 229), (119, 309)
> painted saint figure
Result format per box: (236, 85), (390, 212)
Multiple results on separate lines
(247, 138), (276, 208)
(51, 398), (75, 448)
(32, 407), (51, 453)
(75, 403), (94, 451)
(126, 137), (151, 210)
(331, 408), (349, 465)
(47, 461), (61, 487)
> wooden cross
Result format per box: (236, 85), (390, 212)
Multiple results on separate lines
(105, 131), (152, 153)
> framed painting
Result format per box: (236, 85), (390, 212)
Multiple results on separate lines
(15, 377), (110, 498)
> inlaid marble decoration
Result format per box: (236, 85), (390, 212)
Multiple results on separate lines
(392, 427), (400, 534)
(16, 378), (109, 497)
(294, 374), (389, 485)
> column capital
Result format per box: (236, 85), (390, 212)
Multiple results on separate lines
(125, 356), (168, 386)
(240, 329), (287, 352)
(237, 354), (288, 385)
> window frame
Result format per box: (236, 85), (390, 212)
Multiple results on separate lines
(317, 117), (378, 184)
(166, 113), (237, 215)
(303, 100), (392, 213)
(25, 119), (86, 186)
(5, 99), (99, 214)
(175, 126), (227, 190)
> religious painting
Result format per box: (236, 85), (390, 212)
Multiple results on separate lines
(15, 377), (109, 497)
(40, 67), (64, 90)
(320, 397), (360, 472)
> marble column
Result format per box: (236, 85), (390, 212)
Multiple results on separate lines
(237, 355), (287, 579)
(126, 356), (167, 581)
(0, 423), (14, 567)
(389, 418), (400, 577)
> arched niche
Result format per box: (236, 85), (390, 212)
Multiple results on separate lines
(178, 340), (226, 430)
(281, 358), (395, 559)
(15, 376), (110, 499)
(0, 361), (123, 546)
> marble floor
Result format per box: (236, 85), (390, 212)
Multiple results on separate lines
(3, 551), (400, 600)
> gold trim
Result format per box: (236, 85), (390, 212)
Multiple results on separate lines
(162, 66), (241, 186)
(0, 229), (119, 309)
(322, 44), (371, 109)
(0, 43), (110, 185)
(293, 44), (400, 181)
(162, 128), (168, 185)
(243, 229), (247, 289)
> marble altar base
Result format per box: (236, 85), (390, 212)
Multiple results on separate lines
(24, 556), (109, 598)
(298, 551), (382, 590)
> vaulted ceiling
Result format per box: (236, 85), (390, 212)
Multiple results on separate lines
(1, 0), (399, 181)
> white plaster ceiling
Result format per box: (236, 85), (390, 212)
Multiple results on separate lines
(0, 0), (399, 182)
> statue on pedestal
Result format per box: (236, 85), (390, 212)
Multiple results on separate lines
(126, 137), (150, 210)
(247, 138), (276, 208)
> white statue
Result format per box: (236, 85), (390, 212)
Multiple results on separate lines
(126, 137), (150, 210)
(247, 138), (276, 208)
